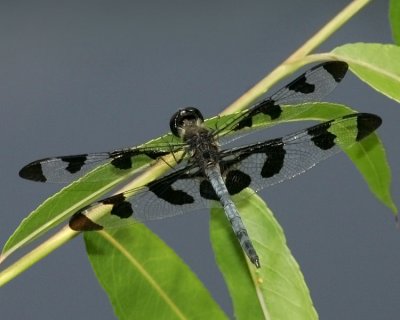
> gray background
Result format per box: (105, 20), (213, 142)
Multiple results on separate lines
(0, 1), (399, 319)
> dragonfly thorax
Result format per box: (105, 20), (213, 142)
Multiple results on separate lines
(186, 127), (220, 170)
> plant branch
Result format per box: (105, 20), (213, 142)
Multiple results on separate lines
(221, 0), (372, 115)
(0, 227), (78, 286)
(285, 0), (371, 63)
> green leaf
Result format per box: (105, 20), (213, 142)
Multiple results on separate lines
(210, 190), (318, 320)
(345, 129), (396, 212)
(84, 225), (226, 320)
(331, 43), (400, 103)
(390, 0), (400, 45)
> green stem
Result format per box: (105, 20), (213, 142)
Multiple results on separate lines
(285, 0), (371, 63)
(0, 227), (78, 286)
(222, 0), (371, 115)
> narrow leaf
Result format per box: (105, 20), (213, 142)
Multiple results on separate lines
(211, 190), (318, 320)
(331, 43), (400, 102)
(84, 226), (227, 320)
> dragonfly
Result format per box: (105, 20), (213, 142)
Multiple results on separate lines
(19, 61), (382, 268)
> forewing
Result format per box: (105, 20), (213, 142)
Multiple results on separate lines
(214, 61), (348, 136)
(19, 146), (176, 183)
(270, 61), (348, 105)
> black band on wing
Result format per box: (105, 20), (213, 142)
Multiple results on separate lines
(225, 170), (251, 195)
(110, 150), (171, 170)
(287, 76), (315, 94)
(199, 180), (218, 200)
(260, 139), (286, 178)
(19, 161), (47, 182)
(147, 174), (195, 205)
(101, 194), (134, 219)
(69, 212), (103, 231)
(353, 113), (382, 141)
(234, 100), (282, 131)
(322, 61), (348, 82)
(61, 155), (88, 174)
(307, 121), (336, 150)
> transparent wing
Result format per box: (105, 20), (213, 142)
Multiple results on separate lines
(213, 61), (348, 137)
(19, 152), (114, 183)
(218, 113), (381, 196)
(19, 141), (183, 183)
(69, 164), (212, 230)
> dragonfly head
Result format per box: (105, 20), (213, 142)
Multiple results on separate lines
(170, 107), (204, 137)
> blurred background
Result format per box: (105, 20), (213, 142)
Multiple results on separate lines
(0, 1), (399, 319)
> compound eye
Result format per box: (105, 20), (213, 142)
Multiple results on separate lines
(169, 107), (204, 137)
